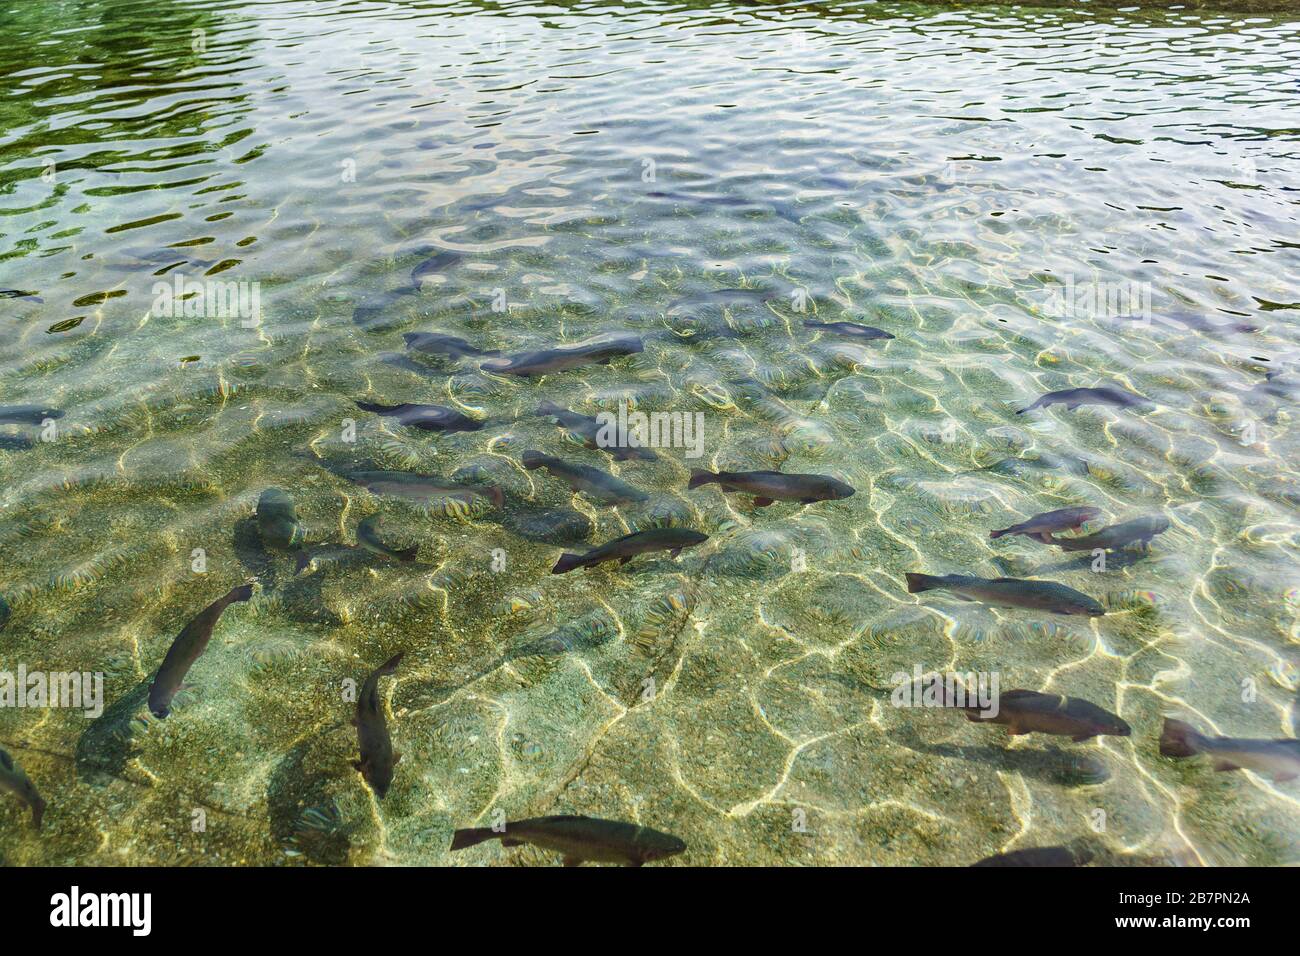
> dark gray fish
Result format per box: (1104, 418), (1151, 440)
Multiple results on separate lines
(990, 506), (1102, 543)
(1050, 514), (1169, 552)
(803, 320), (894, 341)
(355, 400), (483, 433)
(522, 451), (648, 505)
(905, 573), (1105, 616)
(345, 470), (504, 508)
(972, 846), (1081, 867)
(256, 488), (304, 550)
(1160, 718), (1300, 782)
(481, 336), (643, 377)
(942, 686), (1131, 741)
(0, 748), (45, 829)
(552, 528), (708, 573)
(534, 401), (658, 461)
(402, 331), (500, 360)
(410, 250), (462, 286)
(1018, 386), (1148, 414)
(353, 653), (403, 799)
(0, 435), (35, 451)
(450, 814), (686, 866)
(688, 468), (854, 506)
(356, 514), (418, 562)
(148, 584), (253, 718)
(0, 405), (63, 425)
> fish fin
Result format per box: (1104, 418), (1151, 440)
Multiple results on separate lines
(1159, 718), (1202, 758)
(521, 450), (547, 470)
(620, 555), (633, 565)
(552, 552), (582, 574)
(501, 837), (525, 848)
(1035, 532), (1056, 544)
(1006, 726), (1029, 736)
(904, 572), (940, 593)
(753, 497), (774, 507)
(989, 528), (1008, 539)
(1066, 402), (1082, 410)
(355, 401), (386, 414)
(669, 548), (681, 558)
(563, 856), (583, 867)
(1071, 733), (1097, 743)
(1211, 759), (1241, 773)
(351, 760), (364, 772)
(687, 468), (717, 490)
(449, 827), (498, 851)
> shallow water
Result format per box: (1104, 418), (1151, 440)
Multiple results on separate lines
(1, 0), (1298, 866)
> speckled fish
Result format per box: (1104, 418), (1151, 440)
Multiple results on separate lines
(534, 401), (658, 461)
(256, 488), (304, 550)
(410, 249), (462, 286)
(449, 815), (686, 866)
(990, 506), (1102, 543)
(688, 468), (855, 506)
(0, 405), (63, 425)
(352, 653), (403, 799)
(355, 400), (483, 433)
(345, 470), (504, 508)
(803, 320), (894, 341)
(972, 846), (1081, 867)
(148, 583), (253, 718)
(1159, 718), (1300, 782)
(946, 687), (1130, 741)
(552, 528), (708, 573)
(1018, 386), (1148, 414)
(356, 513), (418, 562)
(905, 573), (1105, 616)
(481, 336), (643, 376)
(402, 331), (500, 360)
(521, 450), (648, 505)
(0, 748), (45, 829)
(1049, 514), (1169, 551)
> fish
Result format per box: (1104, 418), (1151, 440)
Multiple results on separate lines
(0, 289), (42, 302)
(534, 401), (658, 462)
(521, 450), (649, 505)
(355, 400), (483, 433)
(0, 748), (45, 829)
(356, 514), (418, 562)
(345, 470), (504, 508)
(256, 488), (304, 550)
(481, 336), (643, 377)
(352, 653), (403, 799)
(552, 528), (708, 574)
(410, 250), (462, 286)
(0, 405), (63, 425)
(449, 814), (686, 866)
(147, 584), (254, 718)
(944, 686), (1131, 741)
(1159, 718), (1300, 782)
(905, 573), (1105, 616)
(990, 506), (1102, 543)
(803, 320), (894, 341)
(971, 846), (1082, 867)
(1018, 386), (1148, 414)
(1049, 514), (1169, 552)
(688, 468), (855, 507)
(402, 332), (500, 360)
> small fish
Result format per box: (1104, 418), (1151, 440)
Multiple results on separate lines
(356, 514), (418, 562)
(481, 336), (643, 377)
(402, 332), (500, 360)
(449, 814), (686, 866)
(345, 470), (504, 508)
(0, 748), (45, 829)
(803, 320), (894, 341)
(1050, 514), (1169, 552)
(410, 250), (462, 286)
(0, 289), (42, 302)
(148, 584), (253, 718)
(944, 686), (1131, 741)
(353, 653), (403, 799)
(521, 450), (648, 505)
(534, 401), (658, 462)
(0, 405), (63, 425)
(905, 573), (1105, 616)
(1018, 386), (1148, 414)
(971, 846), (1082, 867)
(688, 468), (855, 507)
(355, 400), (483, 433)
(990, 506), (1102, 543)
(256, 488), (304, 550)
(552, 528), (708, 574)
(1159, 718), (1300, 782)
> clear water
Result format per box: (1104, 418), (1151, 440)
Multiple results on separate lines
(1, 0), (1298, 866)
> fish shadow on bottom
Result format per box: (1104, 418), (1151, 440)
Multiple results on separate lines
(888, 726), (1112, 786)
(75, 678), (152, 786)
(268, 737), (353, 865)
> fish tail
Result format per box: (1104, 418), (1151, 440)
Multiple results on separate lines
(31, 797), (45, 830)
(376, 652), (404, 677)
(355, 400), (386, 414)
(905, 573), (943, 593)
(521, 450), (549, 470)
(989, 527), (1009, 539)
(1016, 398), (1043, 415)
(226, 583), (254, 604)
(802, 320), (821, 329)
(1159, 718), (1203, 758)
(552, 552), (584, 574)
(449, 827), (500, 851)
(688, 468), (718, 490)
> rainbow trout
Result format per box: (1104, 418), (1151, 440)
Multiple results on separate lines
(1159, 718), (1300, 782)
(990, 506), (1102, 543)
(906, 573), (1105, 616)
(148, 584), (253, 718)
(353, 653), (403, 799)
(688, 468), (854, 506)
(552, 528), (707, 574)
(946, 687), (1130, 741)
(1018, 386), (1148, 414)
(450, 815), (686, 866)
(1049, 514), (1169, 551)
(522, 451), (648, 505)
